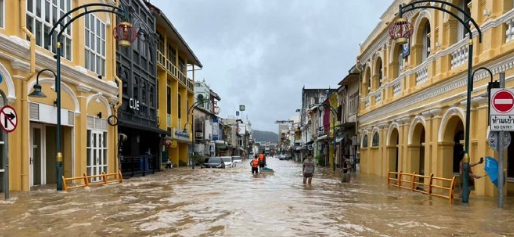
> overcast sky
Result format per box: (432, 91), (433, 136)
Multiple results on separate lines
(153, 0), (392, 132)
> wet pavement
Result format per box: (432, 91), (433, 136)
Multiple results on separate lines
(1, 157), (514, 237)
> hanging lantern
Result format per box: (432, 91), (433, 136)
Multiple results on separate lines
(113, 22), (138, 47)
(388, 17), (413, 44)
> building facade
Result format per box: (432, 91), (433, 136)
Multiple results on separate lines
(358, 0), (514, 196)
(336, 66), (361, 170)
(1, 0), (122, 192)
(194, 79), (221, 158)
(149, 2), (201, 167)
(117, 0), (165, 175)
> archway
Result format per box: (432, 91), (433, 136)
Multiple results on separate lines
(410, 122), (426, 180)
(441, 115), (465, 178)
(387, 126), (400, 173)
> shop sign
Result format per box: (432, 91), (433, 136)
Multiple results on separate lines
(129, 98), (140, 111)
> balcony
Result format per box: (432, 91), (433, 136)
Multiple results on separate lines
(157, 49), (190, 90)
(187, 78), (194, 92)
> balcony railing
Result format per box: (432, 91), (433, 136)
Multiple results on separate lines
(450, 39), (468, 69)
(392, 78), (402, 97)
(506, 15), (514, 42)
(157, 49), (189, 88)
(187, 78), (194, 91)
(375, 90), (382, 104)
(415, 65), (428, 86)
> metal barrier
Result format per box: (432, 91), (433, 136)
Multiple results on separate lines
(387, 170), (456, 203)
(62, 171), (123, 191)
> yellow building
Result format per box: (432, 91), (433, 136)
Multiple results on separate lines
(148, 3), (201, 167)
(0, 0), (122, 192)
(358, 0), (514, 197)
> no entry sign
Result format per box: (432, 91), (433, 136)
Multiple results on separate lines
(490, 89), (514, 131)
(0, 105), (17, 133)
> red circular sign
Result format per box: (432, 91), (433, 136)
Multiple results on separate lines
(492, 90), (514, 113)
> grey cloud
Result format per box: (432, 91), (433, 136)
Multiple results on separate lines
(154, 0), (391, 131)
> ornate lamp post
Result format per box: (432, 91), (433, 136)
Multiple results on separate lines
(389, 0), (483, 203)
(28, 3), (138, 191)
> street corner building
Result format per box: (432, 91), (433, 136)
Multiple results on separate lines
(0, 0), (125, 192)
(357, 0), (514, 197)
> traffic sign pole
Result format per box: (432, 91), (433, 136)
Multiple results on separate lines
(498, 72), (505, 208)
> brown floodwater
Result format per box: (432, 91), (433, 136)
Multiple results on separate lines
(1, 157), (513, 237)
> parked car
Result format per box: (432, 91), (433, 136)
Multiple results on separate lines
(221, 156), (234, 168)
(285, 153), (292, 160)
(201, 157), (225, 169)
(232, 156), (242, 166)
(278, 154), (286, 160)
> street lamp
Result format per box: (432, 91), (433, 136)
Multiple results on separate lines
(390, 0), (483, 203)
(472, 67), (496, 126)
(28, 3), (136, 191)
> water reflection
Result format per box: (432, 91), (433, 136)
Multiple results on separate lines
(0, 157), (513, 236)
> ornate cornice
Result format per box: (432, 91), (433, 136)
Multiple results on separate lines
(77, 84), (92, 93)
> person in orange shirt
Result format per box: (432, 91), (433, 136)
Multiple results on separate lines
(250, 155), (259, 175)
(259, 151), (266, 172)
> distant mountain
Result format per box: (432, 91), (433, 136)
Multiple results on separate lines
(252, 130), (278, 143)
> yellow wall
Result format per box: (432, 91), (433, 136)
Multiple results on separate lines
(155, 23), (198, 167)
(1, 0), (121, 191)
(357, 0), (514, 197)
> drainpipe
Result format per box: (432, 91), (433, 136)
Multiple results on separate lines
(20, 0), (37, 191)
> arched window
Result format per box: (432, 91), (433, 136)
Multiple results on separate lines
(457, 0), (471, 41)
(363, 134), (368, 148)
(422, 22), (431, 62)
(372, 131), (379, 147)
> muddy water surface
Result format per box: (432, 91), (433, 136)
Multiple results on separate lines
(1, 158), (513, 237)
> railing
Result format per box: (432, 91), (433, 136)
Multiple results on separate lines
(375, 90), (382, 103)
(121, 155), (157, 178)
(392, 79), (402, 96)
(365, 99), (370, 108)
(506, 17), (514, 42)
(187, 78), (194, 91)
(387, 170), (456, 203)
(62, 171), (123, 191)
(415, 66), (428, 85)
(156, 49), (188, 87)
(450, 41), (469, 69)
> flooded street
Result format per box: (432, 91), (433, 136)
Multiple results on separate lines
(1, 157), (514, 237)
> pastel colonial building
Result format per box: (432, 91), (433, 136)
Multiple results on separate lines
(358, 0), (514, 197)
(0, 0), (122, 192)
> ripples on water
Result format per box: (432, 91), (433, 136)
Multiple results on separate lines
(0, 158), (513, 237)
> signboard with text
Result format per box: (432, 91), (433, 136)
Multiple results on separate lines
(490, 88), (514, 131)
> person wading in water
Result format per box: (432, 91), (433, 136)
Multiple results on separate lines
(303, 154), (315, 184)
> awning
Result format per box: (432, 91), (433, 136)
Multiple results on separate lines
(335, 131), (349, 143)
(119, 121), (168, 135)
(317, 135), (328, 141)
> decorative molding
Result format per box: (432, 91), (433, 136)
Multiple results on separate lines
(12, 75), (25, 80)
(438, 107), (466, 142)
(408, 115), (427, 145)
(86, 92), (112, 117)
(0, 61), (16, 102)
(108, 95), (119, 105)
(27, 78), (80, 114)
(10, 59), (30, 72)
(386, 122), (400, 146)
(0, 33), (118, 97)
(77, 84), (92, 93)
(429, 108), (443, 116)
